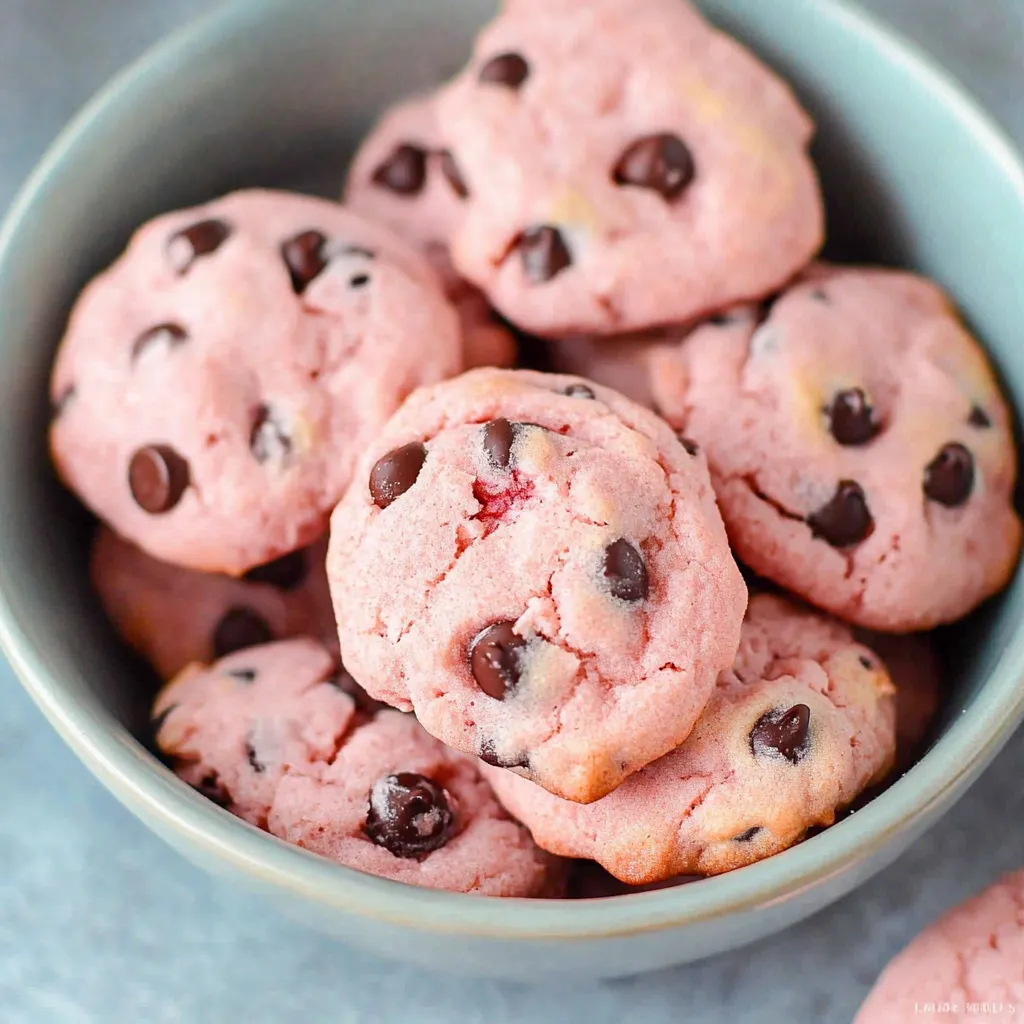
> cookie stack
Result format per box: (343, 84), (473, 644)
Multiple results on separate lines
(50, 0), (1020, 899)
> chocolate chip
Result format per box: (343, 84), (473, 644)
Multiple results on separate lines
(150, 703), (178, 738)
(924, 442), (974, 507)
(482, 418), (517, 470)
(326, 667), (389, 716)
(243, 549), (307, 591)
(603, 539), (649, 602)
(369, 442), (426, 509)
(371, 143), (428, 195)
(250, 404), (292, 465)
(469, 621), (527, 700)
(439, 149), (469, 198)
(513, 226), (572, 283)
(227, 668), (258, 682)
(51, 385), (75, 420)
(968, 405), (991, 428)
(128, 444), (190, 514)
(677, 435), (700, 456)
(613, 133), (695, 201)
(194, 771), (232, 808)
(826, 388), (879, 446)
(212, 607), (274, 659)
(131, 322), (188, 362)
(810, 288), (829, 302)
(167, 219), (231, 274)
(807, 480), (874, 548)
(364, 771), (455, 859)
(479, 739), (529, 769)
(281, 230), (328, 294)
(245, 738), (265, 774)
(478, 51), (530, 89)
(749, 704), (811, 764)
(562, 383), (595, 399)
(733, 826), (762, 843)
(349, 272), (370, 288)
(858, 655), (874, 670)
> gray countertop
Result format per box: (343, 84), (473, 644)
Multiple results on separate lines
(1, 2), (1022, 1021)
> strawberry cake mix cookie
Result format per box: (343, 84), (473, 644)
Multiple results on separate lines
(856, 869), (1024, 1023)
(485, 594), (897, 882)
(153, 639), (562, 896)
(433, 0), (823, 336)
(327, 368), (747, 804)
(50, 189), (462, 576)
(90, 525), (339, 680)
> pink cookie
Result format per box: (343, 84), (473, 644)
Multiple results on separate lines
(856, 869), (1024, 1023)
(90, 525), (339, 680)
(485, 594), (896, 882)
(153, 640), (562, 896)
(344, 94), (516, 370)
(434, 0), (823, 336)
(327, 368), (747, 804)
(50, 189), (462, 576)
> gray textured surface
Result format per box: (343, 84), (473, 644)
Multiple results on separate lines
(0, 1), (1022, 1021)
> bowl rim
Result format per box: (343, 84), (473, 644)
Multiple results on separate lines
(2, 0), (1024, 941)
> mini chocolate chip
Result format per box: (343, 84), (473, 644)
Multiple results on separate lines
(478, 51), (530, 88)
(858, 655), (874, 670)
(439, 149), (469, 198)
(131, 322), (188, 362)
(470, 621), (527, 700)
(167, 219), (231, 274)
(750, 704), (811, 764)
(128, 445), (191, 514)
(562, 383), (595, 399)
(968, 405), (991, 428)
(227, 667), (258, 683)
(371, 143), (428, 195)
(733, 826), (762, 843)
(327, 667), (389, 715)
(807, 480), (874, 548)
(826, 388), (879, 446)
(195, 771), (232, 808)
(150, 703), (178, 738)
(250, 404), (292, 464)
(349, 272), (370, 288)
(212, 607), (274, 659)
(244, 549), (307, 591)
(613, 133), (695, 201)
(281, 230), (328, 294)
(245, 739), (265, 774)
(924, 443), (974, 507)
(369, 442), (427, 509)
(51, 385), (76, 420)
(603, 539), (649, 602)
(479, 739), (530, 769)
(678, 435), (700, 456)
(482, 418), (518, 470)
(810, 288), (829, 302)
(364, 771), (455, 859)
(514, 225), (572, 283)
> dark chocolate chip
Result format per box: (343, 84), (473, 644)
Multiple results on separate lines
(128, 444), (190, 514)
(810, 288), (829, 302)
(326, 667), (389, 716)
(439, 149), (469, 198)
(677, 435), (700, 456)
(603, 539), (649, 602)
(858, 655), (874, 670)
(478, 51), (530, 89)
(243, 549), (307, 591)
(469, 621), (527, 700)
(281, 229), (328, 294)
(968, 405), (991, 428)
(369, 442), (427, 509)
(227, 668), (258, 683)
(826, 388), (879, 447)
(733, 826), (762, 843)
(349, 272), (370, 288)
(245, 739), (265, 774)
(482, 418), (517, 470)
(167, 219), (231, 274)
(479, 739), (530, 769)
(150, 703), (178, 738)
(371, 143), (429, 195)
(807, 480), (874, 548)
(612, 133), (695, 201)
(364, 771), (455, 859)
(514, 225), (572, 283)
(212, 607), (274, 659)
(562, 383), (595, 399)
(195, 772), (232, 808)
(923, 442), (974, 507)
(250, 404), (292, 465)
(51, 385), (76, 420)
(131, 322), (188, 362)
(750, 704), (811, 764)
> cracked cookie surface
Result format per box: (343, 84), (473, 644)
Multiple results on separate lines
(327, 368), (747, 804)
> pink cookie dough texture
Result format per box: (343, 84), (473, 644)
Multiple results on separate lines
(572, 266), (1021, 631)
(434, 0), (824, 336)
(153, 639), (562, 896)
(485, 594), (897, 883)
(50, 189), (462, 576)
(327, 367), (747, 804)
(856, 869), (1024, 1023)
(344, 93), (516, 370)
(90, 525), (338, 680)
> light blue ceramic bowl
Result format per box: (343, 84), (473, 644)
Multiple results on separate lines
(1, 0), (1023, 981)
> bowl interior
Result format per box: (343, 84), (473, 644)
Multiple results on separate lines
(1, 0), (1023, 918)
